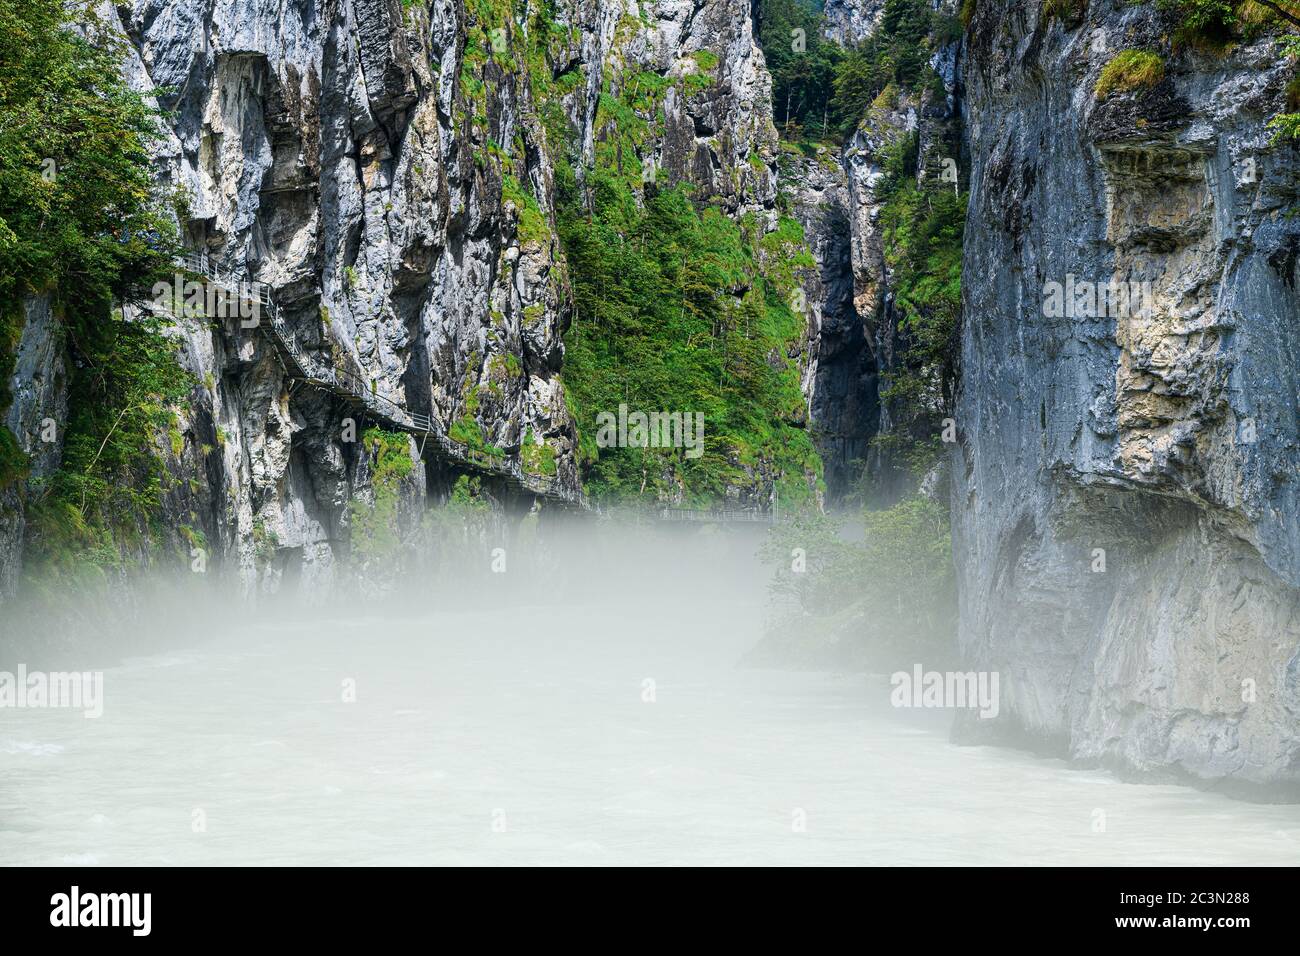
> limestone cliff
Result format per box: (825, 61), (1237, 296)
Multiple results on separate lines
(782, 144), (877, 502)
(954, 3), (1300, 788)
(822, 0), (885, 45)
(1, 0), (789, 597)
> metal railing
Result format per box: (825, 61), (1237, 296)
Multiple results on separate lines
(177, 251), (271, 306)
(172, 252), (583, 505)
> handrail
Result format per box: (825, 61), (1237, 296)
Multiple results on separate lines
(177, 251), (271, 305)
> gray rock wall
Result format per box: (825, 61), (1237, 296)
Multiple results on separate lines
(783, 145), (876, 503)
(954, 3), (1300, 787)
(0, 296), (68, 596)
(0, 0), (794, 599)
(822, 0), (885, 45)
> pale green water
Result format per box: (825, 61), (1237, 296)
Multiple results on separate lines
(2, 602), (1299, 866)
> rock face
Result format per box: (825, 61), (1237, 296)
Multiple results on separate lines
(0, 296), (67, 596)
(782, 145), (876, 503)
(0, 0), (796, 599)
(840, 100), (916, 498)
(590, 0), (780, 217)
(829, 36), (962, 503)
(822, 0), (885, 45)
(105, 0), (596, 594)
(954, 4), (1300, 787)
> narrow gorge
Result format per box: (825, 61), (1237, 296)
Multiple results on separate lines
(2, 0), (1300, 868)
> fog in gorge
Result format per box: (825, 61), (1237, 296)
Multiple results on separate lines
(3, 516), (1298, 867)
(3, 0), (1300, 883)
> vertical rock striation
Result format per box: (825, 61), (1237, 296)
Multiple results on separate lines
(784, 145), (877, 503)
(0, 297), (67, 596)
(822, 0), (886, 46)
(955, 4), (1300, 787)
(0, 0), (792, 597)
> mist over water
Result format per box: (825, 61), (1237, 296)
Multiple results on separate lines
(2, 520), (1299, 866)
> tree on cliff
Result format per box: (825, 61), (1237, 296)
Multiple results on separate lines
(0, 0), (189, 573)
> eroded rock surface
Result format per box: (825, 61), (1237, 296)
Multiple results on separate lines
(0, 0), (788, 596)
(954, 4), (1300, 787)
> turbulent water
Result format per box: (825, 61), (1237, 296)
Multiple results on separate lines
(3, 574), (1299, 866)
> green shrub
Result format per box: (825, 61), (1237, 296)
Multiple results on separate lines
(1095, 50), (1166, 99)
(763, 495), (956, 658)
(691, 50), (719, 72)
(556, 165), (821, 508)
(521, 429), (557, 476)
(501, 174), (549, 247)
(1268, 111), (1300, 142)
(0, 424), (28, 490)
(1043, 0), (1088, 24)
(1157, 0), (1239, 45)
(348, 429), (415, 559)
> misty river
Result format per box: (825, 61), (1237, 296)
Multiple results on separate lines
(3, 580), (1300, 866)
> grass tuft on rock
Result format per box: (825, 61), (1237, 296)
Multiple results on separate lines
(1095, 50), (1166, 99)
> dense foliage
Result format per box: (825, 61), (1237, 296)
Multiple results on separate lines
(749, 2), (965, 659)
(756, 0), (959, 140)
(556, 168), (821, 507)
(762, 496), (956, 661)
(0, 0), (186, 575)
(456, 0), (823, 509)
(0, 2), (171, 308)
(872, 135), (965, 482)
(756, 0), (843, 138)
